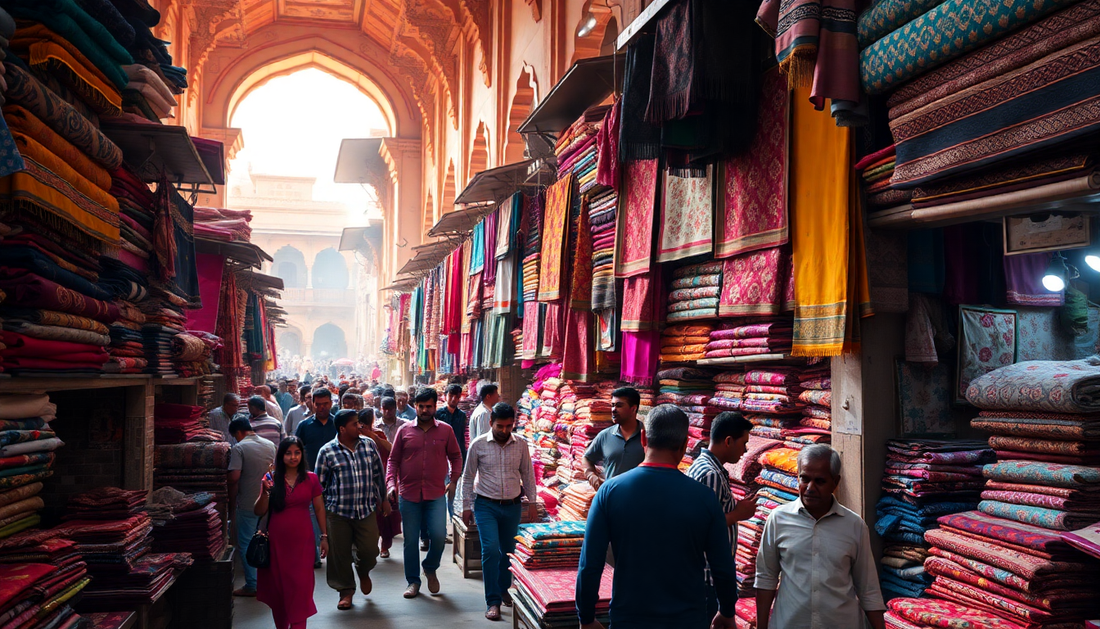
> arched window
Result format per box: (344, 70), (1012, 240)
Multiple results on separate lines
(312, 248), (349, 290)
(272, 246), (308, 288)
(278, 330), (302, 356)
(312, 323), (347, 359)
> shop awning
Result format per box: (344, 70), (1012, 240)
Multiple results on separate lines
(101, 123), (214, 185)
(455, 160), (535, 205)
(517, 55), (623, 136)
(333, 138), (387, 183)
(338, 223), (383, 252)
(195, 238), (271, 268)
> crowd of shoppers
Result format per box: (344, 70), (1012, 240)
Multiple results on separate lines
(225, 379), (880, 629)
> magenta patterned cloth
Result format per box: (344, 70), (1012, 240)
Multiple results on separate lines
(742, 369), (800, 386)
(887, 597), (1027, 629)
(965, 358), (1100, 413)
(710, 322), (793, 340)
(936, 510), (1071, 553)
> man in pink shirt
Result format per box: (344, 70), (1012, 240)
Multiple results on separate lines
(386, 387), (463, 598)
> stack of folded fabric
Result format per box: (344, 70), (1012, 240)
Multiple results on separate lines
(0, 394), (62, 539)
(875, 439), (991, 601)
(146, 487), (225, 561)
(192, 207), (253, 243)
(636, 386), (657, 417)
(710, 371), (746, 413)
(735, 446), (800, 596)
(511, 521), (587, 569)
(153, 441), (231, 528)
(589, 189), (617, 312)
(170, 331), (212, 376)
(557, 483), (596, 522)
(62, 488), (195, 610)
(734, 599), (757, 628)
(554, 109), (606, 194)
(860, 0), (1100, 223)
(121, 64), (176, 120)
(655, 367), (719, 429)
(705, 320), (793, 360)
(0, 527), (90, 629)
(725, 436), (782, 504)
(660, 323), (716, 363)
(509, 562), (612, 627)
(667, 262), (723, 321)
(855, 145), (909, 210)
(104, 300), (148, 373)
(796, 366), (832, 434)
(153, 403), (211, 444)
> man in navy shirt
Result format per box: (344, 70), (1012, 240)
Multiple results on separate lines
(576, 404), (737, 629)
(295, 386), (338, 565)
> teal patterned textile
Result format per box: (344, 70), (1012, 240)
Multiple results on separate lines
(860, 0), (1079, 95)
(982, 460), (1100, 488)
(856, 0), (947, 48)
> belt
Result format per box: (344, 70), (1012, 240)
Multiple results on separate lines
(476, 494), (523, 506)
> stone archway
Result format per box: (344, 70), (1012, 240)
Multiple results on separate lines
(423, 191), (435, 236)
(503, 69), (537, 164)
(272, 245), (308, 288)
(312, 248), (350, 290)
(312, 323), (348, 360)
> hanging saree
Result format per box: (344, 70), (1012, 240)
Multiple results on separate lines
(657, 166), (714, 262)
(615, 159), (658, 278)
(789, 87), (869, 356)
(538, 175), (573, 301)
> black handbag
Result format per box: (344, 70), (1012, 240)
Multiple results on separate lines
(246, 513), (271, 569)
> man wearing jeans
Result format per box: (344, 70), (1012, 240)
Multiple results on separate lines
(461, 403), (537, 621)
(227, 418), (276, 597)
(386, 387), (463, 598)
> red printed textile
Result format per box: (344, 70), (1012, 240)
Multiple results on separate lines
(718, 247), (793, 316)
(887, 597), (1026, 629)
(716, 69), (789, 258)
(615, 159), (658, 278)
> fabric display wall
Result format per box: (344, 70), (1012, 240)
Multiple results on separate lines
(855, 0), (1100, 218)
(0, 394), (62, 538)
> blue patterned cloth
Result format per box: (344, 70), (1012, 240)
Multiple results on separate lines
(0, 115), (25, 178)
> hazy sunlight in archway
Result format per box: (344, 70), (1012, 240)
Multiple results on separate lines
(227, 68), (389, 222)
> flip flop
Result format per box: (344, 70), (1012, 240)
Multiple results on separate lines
(337, 599), (353, 610)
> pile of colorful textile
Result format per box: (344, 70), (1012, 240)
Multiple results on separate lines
(797, 364), (832, 434)
(555, 109), (607, 195)
(705, 319), (793, 359)
(557, 483), (596, 522)
(146, 487), (225, 561)
(856, 145), (908, 210)
(636, 386), (657, 417)
(667, 262), (723, 321)
(192, 207), (252, 243)
(725, 436), (782, 505)
(104, 300), (147, 373)
(660, 323), (715, 363)
(152, 403), (213, 444)
(735, 446), (800, 596)
(589, 188), (617, 313)
(0, 528), (89, 629)
(121, 63), (176, 120)
(508, 562), (611, 627)
(170, 331), (213, 376)
(709, 368), (806, 437)
(153, 441), (231, 526)
(654, 367), (719, 430)
(511, 520), (586, 569)
(0, 394), (62, 539)
(860, 0), (1100, 220)
(874, 439), (991, 600)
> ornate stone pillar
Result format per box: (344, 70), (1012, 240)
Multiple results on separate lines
(379, 138), (424, 285)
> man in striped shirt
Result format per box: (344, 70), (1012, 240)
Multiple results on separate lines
(687, 411), (757, 619)
(460, 402), (537, 621)
(315, 409), (390, 610)
(246, 396), (284, 449)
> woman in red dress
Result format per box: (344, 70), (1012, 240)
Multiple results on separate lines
(254, 436), (329, 629)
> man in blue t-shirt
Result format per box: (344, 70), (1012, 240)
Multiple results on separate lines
(575, 404), (738, 629)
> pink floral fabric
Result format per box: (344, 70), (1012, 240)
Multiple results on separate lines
(616, 159), (658, 278)
(965, 358), (1100, 413)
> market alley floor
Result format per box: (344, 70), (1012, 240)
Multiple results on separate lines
(233, 536), (503, 628)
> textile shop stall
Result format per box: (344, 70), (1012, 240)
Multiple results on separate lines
(0, 1), (281, 627)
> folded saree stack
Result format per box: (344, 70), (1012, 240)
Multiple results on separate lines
(859, 0), (1100, 222)
(510, 520), (586, 569)
(874, 439), (991, 601)
(153, 439), (231, 527)
(667, 262), (722, 322)
(0, 528), (89, 629)
(797, 365), (832, 435)
(709, 368), (806, 439)
(705, 319), (793, 360)
(882, 359), (1100, 626)
(735, 446), (799, 596)
(659, 323), (715, 363)
(192, 207), (252, 243)
(654, 367), (720, 432)
(556, 482), (596, 523)
(0, 394), (62, 539)
(145, 487), (225, 560)
(554, 108), (607, 196)
(508, 562), (612, 627)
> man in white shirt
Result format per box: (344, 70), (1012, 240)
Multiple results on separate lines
(468, 383), (501, 442)
(461, 403), (536, 621)
(754, 444), (886, 629)
(284, 385), (312, 436)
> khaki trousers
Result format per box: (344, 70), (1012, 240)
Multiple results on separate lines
(326, 511), (379, 594)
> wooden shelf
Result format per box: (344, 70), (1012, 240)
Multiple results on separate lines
(0, 374), (151, 393)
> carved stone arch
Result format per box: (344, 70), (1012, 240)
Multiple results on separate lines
(468, 121), (489, 182)
(503, 68), (537, 164)
(441, 160), (457, 216)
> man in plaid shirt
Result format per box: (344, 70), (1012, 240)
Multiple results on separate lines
(315, 409), (391, 610)
(686, 411), (757, 619)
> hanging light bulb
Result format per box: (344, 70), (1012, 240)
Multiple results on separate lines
(1042, 253), (1067, 292)
(577, 12), (598, 37)
(1086, 253), (1100, 272)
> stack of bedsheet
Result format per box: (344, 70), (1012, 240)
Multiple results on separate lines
(859, 0), (1100, 220)
(0, 393), (62, 539)
(511, 520), (586, 569)
(554, 109), (607, 196)
(153, 441), (231, 527)
(508, 562), (611, 627)
(709, 368), (806, 437)
(146, 487), (225, 561)
(724, 435), (782, 504)
(875, 439), (991, 600)
(557, 483), (596, 523)
(667, 262), (722, 321)
(797, 366), (832, 434)
(735, 447), (800, 596)
(589, 189), (617, 312)
(705, 320), (793, 360)
(655, 367), (719, 429)
(0, 528), (89, 629)
(660, 323), (716, 363)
